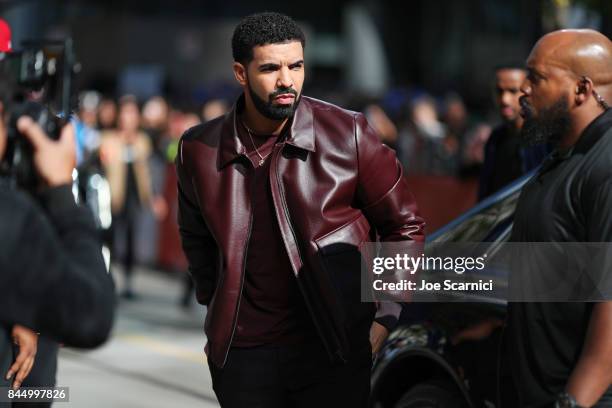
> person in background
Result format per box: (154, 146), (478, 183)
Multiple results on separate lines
(402, 95), (454, 174)
(97, 97), (118, 131)
(100, 95), (164, 299)
(141, 96), (171, 265)
(0, 112), (114, 397)
(201, 98), (230, 123)
(73, 90), (102, 166)
(155, 110), (201, 307)
(142, 95), (170, 159)
(364, 103), (398, 149)
(459, 123), (493, 178)
(478, 65), (550, 200)
(0, 18), (113, 405)
(509, 29), (612, 407)
(441, 93), (466, 169)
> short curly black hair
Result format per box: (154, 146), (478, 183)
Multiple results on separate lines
(232, 12), (305, 64)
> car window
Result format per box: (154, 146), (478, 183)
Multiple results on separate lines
(430, 190), (521, 243)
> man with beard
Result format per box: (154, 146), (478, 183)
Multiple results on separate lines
(176, 12), (425, 407)
(508, 29), (612, 407)
(478, 65), (550, 200)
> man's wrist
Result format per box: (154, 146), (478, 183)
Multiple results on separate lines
(374, 302), (402, 332)
(37, 184), (77, 216)
(374, 315), (397, 332)
(44, 173), (73, 187)
(554, 392), (585, 408)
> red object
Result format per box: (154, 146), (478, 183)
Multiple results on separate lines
(405, 175), (479, 234)
(0, 19), (12, 52)
(157, 162), (188, 272)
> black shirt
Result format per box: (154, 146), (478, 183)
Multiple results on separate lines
(0, 185), (115, 347)
(232, 122), (315, 347)
(508, 109), (612, 407)
(478, 124), (551, 200)
(480, 125), (524, 198)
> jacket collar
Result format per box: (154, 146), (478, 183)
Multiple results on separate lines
(218, 94), (315, 168)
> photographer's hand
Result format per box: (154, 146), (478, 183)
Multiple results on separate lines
(17, 116), (76, 187)
(6, 325), (38, 390)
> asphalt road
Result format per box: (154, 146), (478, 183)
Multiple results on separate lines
(55, 266), (220, 407)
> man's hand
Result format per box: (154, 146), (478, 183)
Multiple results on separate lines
(16, 116), (76, 187)
(370, 321), (389, 355)
(151, 195), (168, 220)
(6, 325), (38, 390)
(566, 302), (612, 406)
(450, 317), (503, 345)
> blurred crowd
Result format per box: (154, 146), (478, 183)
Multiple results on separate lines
(73, 90), (230, 304)
(71, 86), (499, 303)
(357, 90), (492, 177)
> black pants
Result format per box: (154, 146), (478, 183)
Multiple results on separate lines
(112, 202), (139, 292)
(208, 341), (372, 408)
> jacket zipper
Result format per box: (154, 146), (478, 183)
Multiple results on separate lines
(272, 146), (346, 363)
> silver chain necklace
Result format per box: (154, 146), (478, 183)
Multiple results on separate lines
(242, 122), (271, 166)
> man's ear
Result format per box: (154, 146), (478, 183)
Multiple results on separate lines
(233, 62), (247, 86)
(575, 76), (592, 105)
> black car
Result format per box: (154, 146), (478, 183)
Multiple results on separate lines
(370, 173), (533, 408)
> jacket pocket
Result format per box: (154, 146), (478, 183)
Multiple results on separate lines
(314, 215), (375, 333)
(314, 214), (371, 254)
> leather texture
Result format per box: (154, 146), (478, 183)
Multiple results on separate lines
(176, 95), (425, 368)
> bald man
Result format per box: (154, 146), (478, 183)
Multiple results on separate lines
(509, 29), (612, 408)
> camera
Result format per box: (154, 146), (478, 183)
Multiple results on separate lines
(0, 38), (78, 190)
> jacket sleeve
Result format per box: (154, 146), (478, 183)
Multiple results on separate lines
(355, 113), (425, 242)
(1, 185), (115, 348)
(354, 113), (426, 331)
(176, 137), (219, 306)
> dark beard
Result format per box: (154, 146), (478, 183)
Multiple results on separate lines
(247, 81), (300, 120)
(520, 95), (571, 147)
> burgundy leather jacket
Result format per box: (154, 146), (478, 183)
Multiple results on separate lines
(177, 95), (425, 368)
